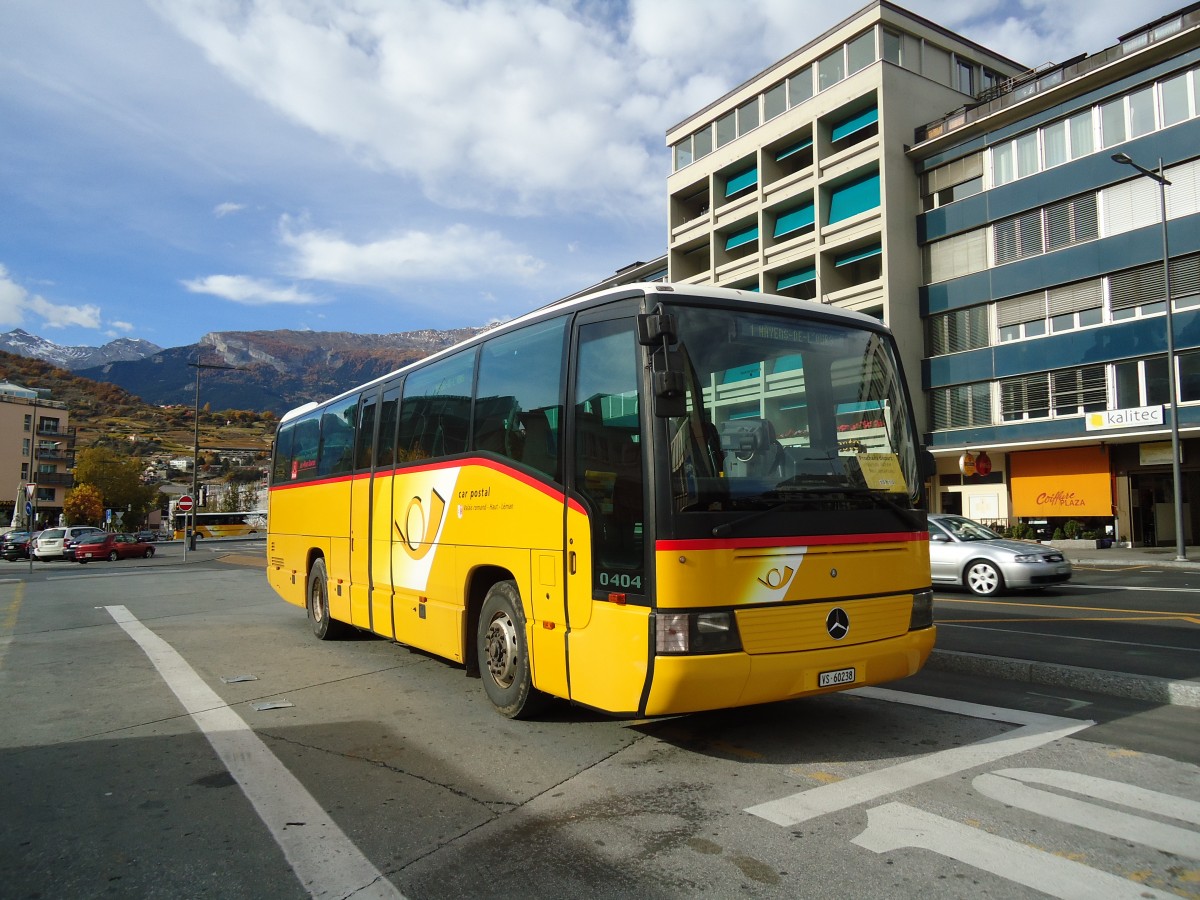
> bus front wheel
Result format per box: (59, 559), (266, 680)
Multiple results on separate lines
(477, 581), (548, 719)
(307, 559), (348, 640)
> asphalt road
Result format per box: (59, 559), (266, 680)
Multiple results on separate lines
(1, 552), (1198, 898)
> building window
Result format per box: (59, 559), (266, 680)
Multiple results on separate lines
(1180, 349), (1200, 402)
(922, 152), (983, 209)
(1000, 373), (1050, 421)
(818, 47), (845, 90)
(774, 264), (817, 300)
(1161, 71), (1191, 126)
(926, 228), (987, 283)
(772, 200), (815, 241)
(956, 59), (974, 95)
(882, 29), (902, 65)
(1047, 279), (1103, 332)
(1100, 97), (1126, 148)
(21, 463), (28, 480)
(1109, 262), (1166, 319)
(694, 126), (712, 159)
(737, 97), (759, 136)
(826, 170), (880, 224)
(36, 488), (54, 503)
(846, 30), (875, 76)
(1128, 85), (1157, 138)
(829, 104), (878, 153)
(931, 382), (991, 429)
(1044, 194), (1098, 252)
(22, 438), (30, 457)
(993, 210), (1043, 264)
(764, 82), (786, 121)
(716, 110), (736, 148)
(23, 414), (31, 431)
(788, 66), (813, 106)
(997, 291), (1048, 342)
(1116, 356), (1171, 407)
(673, 138), (692, 171)
(928, 306), (988, 356)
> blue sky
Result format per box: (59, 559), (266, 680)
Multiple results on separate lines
(0, 0), (1183, 350)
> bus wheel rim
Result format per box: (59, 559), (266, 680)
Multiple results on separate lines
(311, 583), (326, 622)
(484, 612), (519, 689)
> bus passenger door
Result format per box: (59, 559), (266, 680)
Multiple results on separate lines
(348, 390), (377, 630)
(566, 313), (651, 715)
(369, 381), (402, 639)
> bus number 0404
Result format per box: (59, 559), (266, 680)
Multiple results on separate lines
(599, 572), (642, 590)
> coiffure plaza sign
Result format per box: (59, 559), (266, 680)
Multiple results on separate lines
(1085, 405), (1163, 431)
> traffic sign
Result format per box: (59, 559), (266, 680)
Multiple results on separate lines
(177, 495), (194, 513)
(25, 501), (32, 518)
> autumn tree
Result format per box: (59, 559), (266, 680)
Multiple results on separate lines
(73, 447), (159, 523)
(64, 483), (105, 527)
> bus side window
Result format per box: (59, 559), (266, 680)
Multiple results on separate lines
(376, 381), (402, 470)
(291, 414), (321, 481)
(354, 390), (378, 471)
(272, 422), (295, 483)
(473, 315), (566, 480)
(318, 395), (359, 477)
(397, 351), (475, 463)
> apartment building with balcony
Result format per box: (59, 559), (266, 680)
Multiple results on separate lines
(665, 1), (1024, 431)
(0, 381), (76, 529)
(911, 4), (1200, 546)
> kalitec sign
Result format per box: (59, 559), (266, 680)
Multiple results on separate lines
(1085, 405), (1163, 432)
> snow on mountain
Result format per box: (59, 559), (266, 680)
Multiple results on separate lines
(0, 329), (163, 370)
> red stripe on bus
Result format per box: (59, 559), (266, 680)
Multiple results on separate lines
(656, 531), (928, 552)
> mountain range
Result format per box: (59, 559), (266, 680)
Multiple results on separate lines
(1, 326), (489, 415)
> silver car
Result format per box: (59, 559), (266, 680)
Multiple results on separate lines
(928, 514), (1072, 596)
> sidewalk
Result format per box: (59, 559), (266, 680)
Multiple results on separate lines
(926, 540), (1200, 708)
(1056, 543), (1200, 570)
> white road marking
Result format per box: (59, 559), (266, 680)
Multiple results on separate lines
(853, 802), (1166, 900)
(975, 769), (1200, 857)
(104, 605), (404, 900)
(746, 688), (1092, 826)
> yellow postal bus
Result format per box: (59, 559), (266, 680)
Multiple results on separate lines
(267, 284), (935, 717)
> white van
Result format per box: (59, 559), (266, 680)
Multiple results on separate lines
(33, 526), (107, 561)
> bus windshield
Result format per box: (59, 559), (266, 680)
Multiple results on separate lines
(664, 304), (921, 513)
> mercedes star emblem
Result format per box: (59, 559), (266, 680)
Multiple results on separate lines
(825, 607), (850, 640)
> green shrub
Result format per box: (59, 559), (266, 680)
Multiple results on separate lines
(1064, 520), (1081, 539)
(1052, 527), (1065, 540)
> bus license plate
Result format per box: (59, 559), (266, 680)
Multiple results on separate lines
(818, 667), (856, 687)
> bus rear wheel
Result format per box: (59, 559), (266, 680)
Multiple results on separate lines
(478, 580), (548, 719)
(307, 558), (348, 640)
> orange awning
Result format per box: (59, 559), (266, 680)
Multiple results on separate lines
(1010, 446), (1113, 517)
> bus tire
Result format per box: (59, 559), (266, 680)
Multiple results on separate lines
(307, 558), (347, 640)
(477, 580), (548, 719)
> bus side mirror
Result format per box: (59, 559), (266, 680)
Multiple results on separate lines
(920, 448), (937, 479)
(652, 351), (687, 418)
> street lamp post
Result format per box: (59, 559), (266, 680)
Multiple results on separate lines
(189, 354), (239, 555)
(1112, 152), (1187, 560)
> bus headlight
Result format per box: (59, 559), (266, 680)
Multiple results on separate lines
(655, 611), (742, 654)
(909, 589), (934, 630)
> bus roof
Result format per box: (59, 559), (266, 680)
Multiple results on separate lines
(278, 282), (888, 424)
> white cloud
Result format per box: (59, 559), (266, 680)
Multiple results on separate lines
(0, 263), (102, 330)
(182, 274), (322, 305)
(280, 217), (545, 286)
(109, 320), (135, 331)
(213, 201), (246, 217)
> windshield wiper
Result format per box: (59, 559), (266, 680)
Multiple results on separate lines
(710, 500), (806, 538)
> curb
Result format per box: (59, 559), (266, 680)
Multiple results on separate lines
(928, 648), (1200, 709)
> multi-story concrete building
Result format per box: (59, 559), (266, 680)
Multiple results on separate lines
(665, 1), (1024, 433)
(912, 4), (1200, 546)
(0, 381), (76, 529)
(663, 0), (1200, 546)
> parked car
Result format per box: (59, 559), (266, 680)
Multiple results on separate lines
(1, 530), (40, 561)
(33, 526), (108, 561)
(928, 514), (1072, 596)
(75, 533), (156, 563)
(135, 530), (161, 543)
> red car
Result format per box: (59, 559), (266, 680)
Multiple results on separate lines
(75, 533), (156, 563)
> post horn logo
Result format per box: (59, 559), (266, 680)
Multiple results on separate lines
(757, 566), (795, 590)
(396, 488), (446, 560)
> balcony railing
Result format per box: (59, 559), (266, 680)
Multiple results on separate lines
(915, 7), (1200, 144)
(33, 472), (75, 488)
